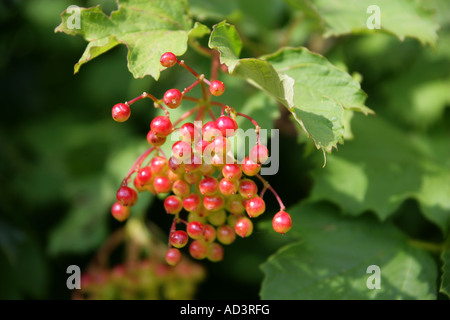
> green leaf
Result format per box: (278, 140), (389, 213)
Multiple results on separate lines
(230, 48), (372, 153)
(287, 0), (439, 47)
(55, 0), (194, 79)
(309, 113), (450, 234)
(208, 23), (372, 152)
(260, 202), (438, 299)
(208, 21), (242, 73)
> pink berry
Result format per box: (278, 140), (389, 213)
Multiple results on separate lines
(272, 211), (292, 234)
(170, 230), (189, 248)
(116, 186), (138, 206)
(150, 116), (172, 137)
(245, 197), (266, 218)
(219, 178), (239, 196)
(163, 89), (182, 109)
(217, 225), (236, 245)
(111, 202), (130, 222)
(222, 163), (242, 180)
(147, 130), (166, 146)
(235, 217), (253, 238)
(160, 52), (177, 68)
(189, 240), (209, 260)
(164, 195), (183, 214)
(187, 221), (205, 240)
(216, 116), (237, 137)
(241, 156), (261, 176)
(182, 193), (201, 212)
(238, 179), (258, 199)
(250, 144), (269, 164)
(207, 243), (224, 262)
(112, 103), (130, 122)
(165, 248), (182, 266)
(209, 80), (225, 96)
(199, 177), (219, 196)
(153, 176), (172, 194)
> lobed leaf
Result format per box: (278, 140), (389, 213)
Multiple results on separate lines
(308, 113), (450, 234)
(260, 202), (438, 299)
(55, 0), (196, 79)
(208, 22), (372, 153)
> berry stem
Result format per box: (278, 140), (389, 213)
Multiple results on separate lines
(208, 109), (217, 121)
(255, 174), (286, 211)
(195, 105), (206, 121)
(182, 79), (200, 96)
(126, 92), (160, 106)
(178, 60), (200, 78)
(122, 147), (157, 186)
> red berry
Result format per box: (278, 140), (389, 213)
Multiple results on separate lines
(168, 156), (184, 174)
(147, 130), (166, 146)
(180, 122), (196, 142)
(182, 193), (201, 212)
(150, 156), (168, 175)
(184, 153), (202, 172)
(241, 156), (261, 176)
(235, 217), (253, 238)
(163, 89), (182, 109)
(215, 116), (237, 137)
(199, 177), (219, 196)
(150, 116), (172, 137)
(219, 178), (239, 196)
(116, 186), (138, 206)
(111, 202), (130, 222)
(194, 139), (210, 154)
(203, 194), (225, 212)
(136, 166), (152, 185)
(172, 140), (192, 162)
(217, 225), (236, 245)
(222, 163), (242, 180)
(160, 52), (177, 68)
(153, 176), (172, 194)
(189, 240), (209, 259)
(245, 197), (266, 218)
(112, 103), (130, 122)
(133, 175), (147, 192)
(164, 195), (183, 214)
(202, 121), (220, 142)
(250, 144), (269, 164)
(187, 221), (205, 240)
(172, 180), (190, 198)
(207, 243), (224, 262)
(165, 248), (182, 266)
(170, 230), (189, 248)
(209, 80), (225, 96)
(272, 211), (292, 234)
(238, 179), (258, 199)
(203, 225), (216, 243)
(210, 136), (230, 156)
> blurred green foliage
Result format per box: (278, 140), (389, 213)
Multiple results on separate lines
(1, 0), (449, 299)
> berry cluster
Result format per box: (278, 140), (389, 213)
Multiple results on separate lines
(75, 259), (205, 300)
(110, 52), (292, 266)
